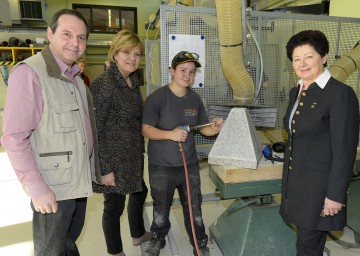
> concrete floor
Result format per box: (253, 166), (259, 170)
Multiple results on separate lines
(0, 151), (227, 256)
(1, 151), (360, 255)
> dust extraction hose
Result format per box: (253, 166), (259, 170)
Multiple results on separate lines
(328, 44), (360, 82)
(215, 0), (254, 102)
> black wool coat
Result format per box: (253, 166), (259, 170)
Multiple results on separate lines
(280, 77), (359, 231)
(90, 63), (145, 194)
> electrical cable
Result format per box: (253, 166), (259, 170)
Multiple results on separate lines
(326, 176), (360, 249)
(146, 25), (150, 40)
(327, 232), (360, 249)
(245, 18), (264, 101)
(178, 142), (201, 256)
(154, 29), (159, 40)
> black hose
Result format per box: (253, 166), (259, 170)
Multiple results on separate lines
(327, 231), (360, 249)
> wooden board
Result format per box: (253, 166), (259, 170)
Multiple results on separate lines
(210, 157), (283, 184)
(211, 147), (360, 184)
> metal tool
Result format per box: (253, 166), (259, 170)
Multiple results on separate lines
(179, 122), (213, 132)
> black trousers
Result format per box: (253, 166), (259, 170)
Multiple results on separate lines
(102, 180), (148, 254)
(296, 226), (328, 256)
(148, 163), (208, 249)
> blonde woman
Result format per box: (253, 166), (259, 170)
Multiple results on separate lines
(90, 30), (152, 256)
(77, 58), (90, 86)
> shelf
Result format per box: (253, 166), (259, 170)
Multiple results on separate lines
(0, 46), (43, 65)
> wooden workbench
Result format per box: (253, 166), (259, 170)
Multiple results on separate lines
(209, 148), (360, 199)
(210, 156), (283, 184)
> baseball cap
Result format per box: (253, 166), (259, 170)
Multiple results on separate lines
(171, 51), (201, 68)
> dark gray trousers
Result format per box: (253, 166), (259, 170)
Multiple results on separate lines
(148, 163), (208, 248)
(32, 197), (87, 256)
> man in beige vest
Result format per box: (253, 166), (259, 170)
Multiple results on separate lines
(1, 9), (99, 255)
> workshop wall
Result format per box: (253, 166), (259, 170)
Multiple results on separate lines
(329, 0), (360, 18)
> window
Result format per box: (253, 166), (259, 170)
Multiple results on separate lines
(19, 0), (47, 21)
(73, 4), (137, 34)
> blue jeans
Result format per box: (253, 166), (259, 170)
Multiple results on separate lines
(149, 163), (208, 248)
(31, 197), (87, 256)
(102, 181), (148, 254)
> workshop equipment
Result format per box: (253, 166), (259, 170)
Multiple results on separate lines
(179, 122), (213, 132)
(145, 4), (360, 255)
(208, 108), (296, 256)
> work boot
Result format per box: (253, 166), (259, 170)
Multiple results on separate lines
(145, 237), (166, 256)
(132, 231), (153, 246)
(108, 252), (126, 256)
(193, 246), (210, 256)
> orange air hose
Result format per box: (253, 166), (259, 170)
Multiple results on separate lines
(179, 142), (201, 256)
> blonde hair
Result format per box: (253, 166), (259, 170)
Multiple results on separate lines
(108, 30), (144, 63)
(77, 58), (86, 65)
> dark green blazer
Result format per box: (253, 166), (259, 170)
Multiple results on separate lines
(280, 77), (359, 231)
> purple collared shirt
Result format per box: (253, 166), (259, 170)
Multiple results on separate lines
(1, 52), (93, 199)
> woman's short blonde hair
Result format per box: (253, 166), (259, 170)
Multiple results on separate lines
(108, 30), (144, 63)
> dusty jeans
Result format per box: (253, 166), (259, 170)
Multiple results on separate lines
(148, 163), (208, 248)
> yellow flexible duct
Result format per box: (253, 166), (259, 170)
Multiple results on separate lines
(179, 0), (193, 6)
(328, 45), (360, 82)
(215, 0), (254, 102)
